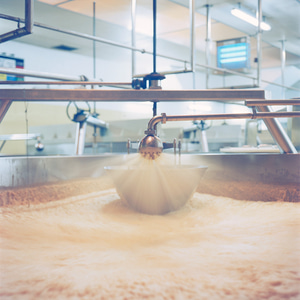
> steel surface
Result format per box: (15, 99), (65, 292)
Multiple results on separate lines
(1, 154), (299, 188)
(0, 89), (266, 102)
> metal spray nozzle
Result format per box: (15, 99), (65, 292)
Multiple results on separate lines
(138, 131), (163, 160)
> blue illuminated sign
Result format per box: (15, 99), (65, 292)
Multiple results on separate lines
(217, 38), (250, 71)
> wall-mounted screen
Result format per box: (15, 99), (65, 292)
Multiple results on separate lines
(217, 37), (250, 73)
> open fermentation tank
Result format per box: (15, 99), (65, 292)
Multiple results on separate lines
(0, 152), (299, 202)
(0, 88), (299, 299)
(1, 153), (299, 299)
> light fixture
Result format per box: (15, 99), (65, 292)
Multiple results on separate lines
(231, 8), (271, 31)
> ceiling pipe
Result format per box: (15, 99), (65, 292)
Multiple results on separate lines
(0, 67), (82, 81)
(0, 80), (132, 87)
(146, 111), (300, 132)
(152, 0), (157, 74)
(0, 12), (145, 53)
(0, 0), (33, 43)
(1, 7), (299, 92)
(131, 0), (137, 77)
(1, 63), (299, 92)
(245, 99), (300, 106)
(189, 0), (196, 88)
(256, 0), (262, 87)
(25, 0), (33, 34)
(146, 111), (299, 154)
(205, 4), (212, 89)
(280, 40), (286, 99)
(92, 2), (96, 81)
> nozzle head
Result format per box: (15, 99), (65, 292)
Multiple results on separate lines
(138, 134), (163, 160)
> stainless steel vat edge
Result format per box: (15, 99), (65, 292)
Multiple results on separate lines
(0, 153), (299, 188)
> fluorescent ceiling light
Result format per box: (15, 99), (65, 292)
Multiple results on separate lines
(231, 8), (271, 31)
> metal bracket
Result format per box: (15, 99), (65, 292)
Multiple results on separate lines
(0, 0), (34, 43)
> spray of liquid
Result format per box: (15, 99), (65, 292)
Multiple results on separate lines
(105, 153), (207, 214)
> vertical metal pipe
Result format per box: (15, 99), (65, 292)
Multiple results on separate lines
(75, 122), (87, 155)
(92, 2), (97, 114)
(131, 0), (137, 77)
(93, 2), (96, 81)
(153, 102), (157, 117)
(205, 4), (211, 89)
(256, 0), (262, 87)
(152, 0), (158, 116)
(189, 0), (196, 89)
(127, 139), (131, 154)
(189, 0), (195, 72)
(200, 130), (209, 152)
(280, 40), (286, 99)
(25, 0), (34, 33)
(281, 39), (291, 137)
(257, 106), (297, 153)
(92, 2), (97, 153)
(153, 0), (157, 73)
(0, 0), (33, 42)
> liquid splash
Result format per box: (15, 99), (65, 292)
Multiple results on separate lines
(105, 153), (207, 214)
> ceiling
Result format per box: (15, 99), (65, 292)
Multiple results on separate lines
(0, 0), (300, 70)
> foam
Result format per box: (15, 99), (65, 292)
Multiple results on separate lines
(1, 183), (299, 299)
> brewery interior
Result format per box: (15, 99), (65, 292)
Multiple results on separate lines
(0, 0), (300, 299)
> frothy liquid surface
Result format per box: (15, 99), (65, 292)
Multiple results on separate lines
(1, 185), (299, 299)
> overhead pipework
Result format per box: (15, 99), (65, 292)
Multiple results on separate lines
(1, 0), (299, 94)
(66, 102), (108, 155)
(0, 89), (299, 156)
(0, 133), (43, 153)
(138, 99), (300, 158)
(0, 0), (33, 43)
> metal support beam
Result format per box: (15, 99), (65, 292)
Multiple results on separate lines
(0, 0), (33, 43)
(257, 106), (297, 153)
(245, 99), (300, 106)
(0, 89), (266, 102)
(0, 100), (12, 123)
